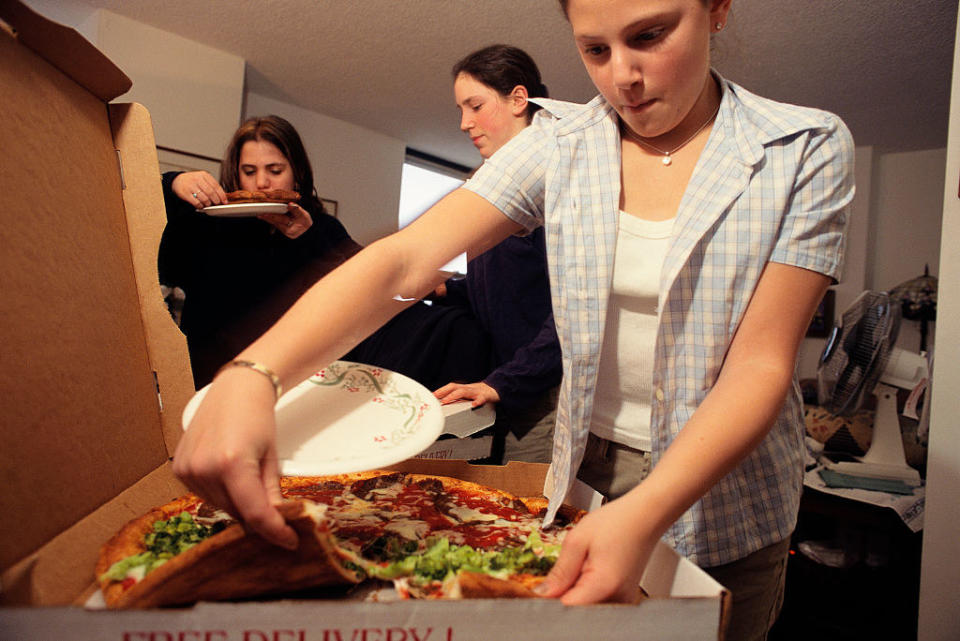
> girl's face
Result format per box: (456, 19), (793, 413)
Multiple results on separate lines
(454, 72), (530, 159)
(567, 0), (729, 140)
(238, 139), (295, 192)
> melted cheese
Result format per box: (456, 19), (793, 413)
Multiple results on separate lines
(384, 518), (430, 541)
(447, 506), (501, 523)
(126, 564), (147, 583)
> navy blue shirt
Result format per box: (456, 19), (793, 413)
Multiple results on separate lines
(443, 227), (561, 412)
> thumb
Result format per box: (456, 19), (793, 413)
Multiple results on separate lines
(535, 535), (586, 598)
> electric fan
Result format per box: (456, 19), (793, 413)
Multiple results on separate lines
(816, 290), (925, 485)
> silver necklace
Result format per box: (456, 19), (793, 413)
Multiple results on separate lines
(622, 101), (722, 166)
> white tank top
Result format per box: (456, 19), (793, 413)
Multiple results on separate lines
(590, 211), (675, 450)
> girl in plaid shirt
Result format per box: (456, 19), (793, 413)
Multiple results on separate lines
(175, 2), (852, 638)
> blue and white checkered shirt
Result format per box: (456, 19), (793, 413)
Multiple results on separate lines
(464, 75), (854, 567)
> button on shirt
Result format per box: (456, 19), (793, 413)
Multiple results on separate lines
(464, 75), (854, 567)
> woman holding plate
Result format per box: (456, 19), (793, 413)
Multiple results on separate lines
(161, 115), (490, 392)
(159, 115), (363, 387)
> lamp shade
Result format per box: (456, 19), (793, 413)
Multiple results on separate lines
(889, 267), (937, 322)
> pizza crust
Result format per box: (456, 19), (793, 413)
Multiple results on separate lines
(99, 500), (361, 609)
(96, 494), (202, 604)
(452, 571), (541, 599)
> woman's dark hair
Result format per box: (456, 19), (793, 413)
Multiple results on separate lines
(452, 45), (549, 122)
(558, 0), (711, 18)
(220, 115), (324, 213)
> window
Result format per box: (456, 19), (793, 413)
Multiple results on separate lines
(398, 150), (471, 228)
(398, 150), (472, 275)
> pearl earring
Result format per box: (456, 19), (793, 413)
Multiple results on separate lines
(715, 22), (724, 31)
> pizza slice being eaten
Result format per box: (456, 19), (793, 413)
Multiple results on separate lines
(96, 471), (585, 608)
(225, 188), (300, 204)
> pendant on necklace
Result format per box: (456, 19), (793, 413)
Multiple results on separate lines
(662, 154), (672, 166)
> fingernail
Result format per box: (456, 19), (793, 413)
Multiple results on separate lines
(533, 582), (550, 596)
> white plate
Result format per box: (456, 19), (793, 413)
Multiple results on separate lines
(202, 202), (289, 217)
(182, 361), (443, 475)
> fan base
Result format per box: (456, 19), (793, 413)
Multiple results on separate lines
(823, 459), (921, 485)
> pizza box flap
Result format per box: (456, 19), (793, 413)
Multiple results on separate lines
(0, 0), (131, 102)
(389, 459), (554, 497)
(0, 1), (192, 589)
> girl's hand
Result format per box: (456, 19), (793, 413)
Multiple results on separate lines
(536, 494), (656, 604)
(259, 202), (313, 238)
(433, 381), (501, 408)
(171, 171), (227, 209)
(171, 366), (298, 550)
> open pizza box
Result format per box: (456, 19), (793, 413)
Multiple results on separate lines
(0, 2), (730, 639)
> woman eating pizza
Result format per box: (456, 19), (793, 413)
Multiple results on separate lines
(159, 115), (490, 391)
(172, 2), (853, 639)
(158, 115), (363, 387)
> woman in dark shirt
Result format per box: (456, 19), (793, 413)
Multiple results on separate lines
(159, 115), (363, 386)
(433, 45), (563, 463)
(160, 115), (488, 390)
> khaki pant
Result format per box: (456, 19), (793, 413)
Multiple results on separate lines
(490, 386), (559, 464)
(577, 433), (789, 641)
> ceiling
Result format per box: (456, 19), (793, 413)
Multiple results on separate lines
(66, 0), (957, 169)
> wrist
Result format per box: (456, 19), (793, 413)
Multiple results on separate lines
(214, 359), (283, 401)
(618, 479), (679, 540)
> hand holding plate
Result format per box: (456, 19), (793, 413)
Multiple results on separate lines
(259, 202), (313, 238)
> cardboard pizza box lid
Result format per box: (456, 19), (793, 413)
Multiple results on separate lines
(0, 0), (193, 603)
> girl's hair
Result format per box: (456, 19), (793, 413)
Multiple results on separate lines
(452, 44), (549, 122)
(220, 115), (324, 213)
(558, 0), (711, 17)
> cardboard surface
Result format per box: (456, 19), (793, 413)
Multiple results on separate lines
(108, 101), (195, 450)
(1, 598), (724, 641)
(0, 17), (169, 573)
(415, 434), (494, 461)
(0, 0), (131, 101)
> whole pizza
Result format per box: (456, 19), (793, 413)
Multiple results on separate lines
(96, 470), (585, 608)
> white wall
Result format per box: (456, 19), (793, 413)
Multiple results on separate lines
(917, 14), (960, 641)
(24, 2), (246, 161)
(243, 93), (406, 246)
(868, 148), (946, 353)
(93, 11), (245, 161)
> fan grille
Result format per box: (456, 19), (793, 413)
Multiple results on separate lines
(817, 291), (901, 416)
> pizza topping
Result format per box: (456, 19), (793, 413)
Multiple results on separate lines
(446, 505), (504, 524)
(350, 472), (406, 500)
(193, 503), (236, 528)
(383, 517), (431, 541)
(100, 511), (225, 585)
(363, 531), (560, 588)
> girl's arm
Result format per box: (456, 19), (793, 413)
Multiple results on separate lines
(171, 188), (520, 547)
(541, 260), (830, 604)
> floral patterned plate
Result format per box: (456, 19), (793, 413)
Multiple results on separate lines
(181, 360), (443, 475)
